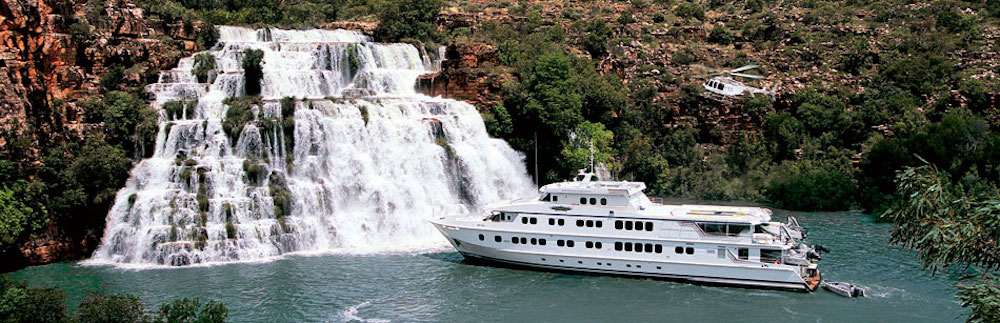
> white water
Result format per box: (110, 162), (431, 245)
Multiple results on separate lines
(88, 27), (534, 266)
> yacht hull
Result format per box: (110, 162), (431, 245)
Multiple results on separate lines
(432, 220), (818, 292)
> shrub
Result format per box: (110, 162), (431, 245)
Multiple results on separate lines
(0, 182), (47, 252)
(0, 277), (67, 323)
(675, 2), (705, 21)
(196, 22), (219, 50)
(99, 65), (125, 91)
(225, 221), (237, 240)
(765, 162), (855, 211)
(221, 96), (258, 143)
(75, 292), (145, 323)
(154, 298), (227, 323)
(583, 20), (612, 58)
(241, 49), (265, 96)
(707, 25), (733, 45)
(193, 53), (216, 84)
(373, 0), (442, 43)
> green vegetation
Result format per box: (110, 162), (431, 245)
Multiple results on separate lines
(221, 96), (259, 143)
(885, 163), (1000, 322)
(241, 49), (264, 96)
(0, 275), (228, 322)
(0, 182), (47, 252)
(193, 53), (216, 83)
(373, 0), (442, 43)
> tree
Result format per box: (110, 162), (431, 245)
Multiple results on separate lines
(152, 298), (227, 323)
(0, 181), (48, 252)
(560, 121), (614, 172)
(707, 25), (733, 45)
(885, 162), (1000, 322)
(242, 48), (265, 96)
(101, 91), (159, 157)
(373, 0), (442, 43)
(75, 292), (145, 323)
(0, 276), (67, 323)
(193, 53), (216, 84)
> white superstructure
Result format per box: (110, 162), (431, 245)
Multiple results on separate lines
(430, 171), (824, 292)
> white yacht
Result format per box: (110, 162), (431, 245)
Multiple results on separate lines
(430, 171), (824, 292)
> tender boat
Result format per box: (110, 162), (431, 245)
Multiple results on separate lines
(430, 170), (825, 292)
(823, 281), (866, 298)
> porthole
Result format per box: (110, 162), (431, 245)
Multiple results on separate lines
(521, 237), (527, 244)
(557, 240), (565, 247)
(634, 244), (642, 253)
(675, 246), (684, 254)
(589, 198), (597, 205)
(495, 236), (501, 242)
(615, 220), (623, 229)
(646, 222), (653, 231)
(548, 218), (555, 225)
(595, 242), (603, 249)
(600, 198), (607, 205)
(655, 244), (663, 253)
(521, 217), (528, 224)
(531, 238), (537, 245)
(625, 242), (633, 252)
(580, 197), (586, 204)
(478, 234), (484, 241)
(615, 242), (623, 251)
(558, 219), (565, 226)
(530, 217), (537, 224)
(586, 220), (594, 227)
(686, 247), (694, 255)
(625, 221), (633, 230)
(513, 237), (519, 244)
(576, 220), (584, 227)
(644, 243), (653, 253)
(596, 221), (603, 228)
(635, 222), (644, 231)
(585, 241), (593, 248)
(567, 240), (575, 247)
(539, 239), (546, 245)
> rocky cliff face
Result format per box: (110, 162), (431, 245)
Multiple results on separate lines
(0, 0), (197, 156)
(0, 0), (199, 269)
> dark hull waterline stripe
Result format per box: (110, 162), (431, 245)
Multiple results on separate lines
(459, 252), (814, 293)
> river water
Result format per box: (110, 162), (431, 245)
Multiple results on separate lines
(12, 210), (963, 322)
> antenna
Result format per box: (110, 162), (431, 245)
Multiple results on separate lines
(589, 140), (595, 174)
(534, 131), (539, 188)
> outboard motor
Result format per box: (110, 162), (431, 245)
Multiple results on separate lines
(814, 244), (830, 253)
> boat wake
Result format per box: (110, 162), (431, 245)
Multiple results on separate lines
(337, 300), (390, 323)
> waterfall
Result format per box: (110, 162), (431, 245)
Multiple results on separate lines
(88, 27), (535, 266)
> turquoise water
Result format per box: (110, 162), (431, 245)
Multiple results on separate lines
(12, 212), (963, 322)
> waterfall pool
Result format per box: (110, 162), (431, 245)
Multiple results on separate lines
(13, 211), (963, 322)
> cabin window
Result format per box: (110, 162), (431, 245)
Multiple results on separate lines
(586, 241), (593, 248)
(635, 221), (644, 231)
(478, 234), (484, 241)
(513, 237), (519, 244)
(567, 240), (575, 247)
(539, 239), (546, 245)
(654, 244), (663, 253)
(600, 198), (607, 205)
(615, 221), (623, 229)
(530, 217), (537, 225)
(728, 225), (750, 236)
(522, 217), (528, 224)
(521, 237), (527, 244)
(697, 223), (750, 236)
(595, 242), (603, 249)
(625, 221), (633, 230)
(645, 243), (653, 253)
(553, 196), (558, 202)
(645, 222), (654, 231)
(541, 194), (551, 201)
(634, 244), (643, 253)
(761, 249), (781, 263)
(589, 198), (597, 205)
(548, 218), (555, 225)
(576, 220), (584, 227)
(586, 220), (594, 227)
(596, 221), (603, 228)
(557, 240), (565, 247)
(738, 248), (749, 260)
(718, 247), (726, 259)
(685, 247), (695, 255)
(615, 242), (623, 251)
(495, 236), (501, 242)
(625, 242), (633, 251)
(558, 219), (565, 226)
(675, 246), (684, 254)
(580, 197), (587, 204)
(531, 238), (537, 245)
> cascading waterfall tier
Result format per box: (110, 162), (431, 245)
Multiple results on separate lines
(89, 26), (535, 266)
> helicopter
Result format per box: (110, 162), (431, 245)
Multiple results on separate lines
(695, 65), (776, 101)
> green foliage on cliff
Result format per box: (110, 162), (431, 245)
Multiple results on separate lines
(241, 49), (265, 96)
(0, 182), (47, 252)
(885, 163), (1000, 322)
(374, 0), (442, 43)
(193, 53), (216, 84)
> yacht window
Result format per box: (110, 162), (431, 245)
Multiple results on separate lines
(495, 236), (501, 242)
(530, 217), (537, 225)
(567, 240), (575, 247)
(685, 247), (694, 255)
(531, 238), (537, 245)
(727, 224), (750, 236)
(586, 220), (594, 227)
(615, 242), (623, 251)
(557, 240), (565, 247)
(615, 221), (623, 229)
(553, 195), (558, 202)
(540, 239), (546, 245)
(635, 222), (644, 231)
(541, 194), (551, 201)
(698, 223), (726, 235)
(595, 242), (603, 249)
(625, 242), (633, 251)
(576, 220), (584, 227)
(589, 198), (597, 205)
(625, 221), (633, 230)
(646, 222), (654, 231)
(520, 237), (527, 244)
(600, 198), (607, 205)
(761, 249), (781, 263)
(513, 237), (519, 244)
(585, 241), (593, 248)
(738, 248), (749, 260)
(675, 246), (684, 254)
(645, 243), (653, 253)
(718, 247), (727, 259)
(596, 221), (603, 228)
(635, 243), (643, 253)
(489, 212), (502, 222)
(580, 197), (587, 204)
(558, 219), (565, 226)
(654, 244), (663, 253)
(522, 217), (528, 224)
(549, 218), (555, 225)
(478, 234), (484, 241)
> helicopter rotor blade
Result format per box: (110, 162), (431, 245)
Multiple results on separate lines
(696, 71), (726, 78)
(729, 72), (764, 79)
(729, 65), (760, 73)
